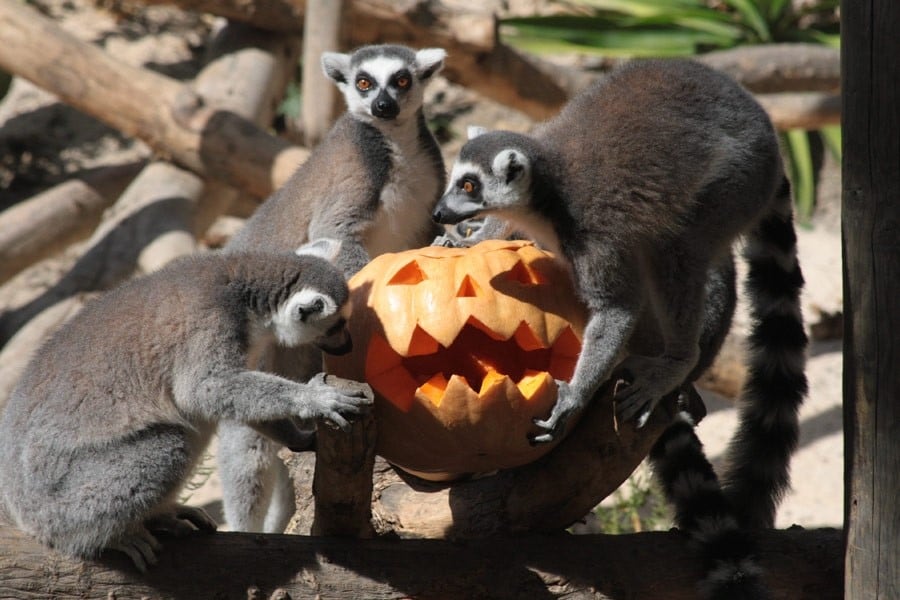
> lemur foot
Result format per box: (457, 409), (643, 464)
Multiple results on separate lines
(146, 504), (218, 537)
(108, 525), (162, 572)
(615, 355), (690, 428)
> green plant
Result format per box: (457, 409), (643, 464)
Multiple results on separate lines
(589, 464), (671, 534)
(501, 0), (840, 222)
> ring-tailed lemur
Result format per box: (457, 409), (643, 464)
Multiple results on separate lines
(434, 59), (807, 598)
(0, 241), (371, 571)
(219, 44), (447, 533)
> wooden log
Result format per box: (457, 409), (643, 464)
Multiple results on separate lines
(696, 43), (841, 94)
(134, 0), (570, 119)
(0, 524), (843, 599)
(756, 92), (841, 131)
(301, 0), (345, 146)
(0, 162), (144, 285)
(285, 386), (704, 539)
(841, 1), (900, 597)
(0, 0), (308, 200)
(310, 375), (377, 538)
(0, 162), (204, 346)
(191, 22), (302, 231)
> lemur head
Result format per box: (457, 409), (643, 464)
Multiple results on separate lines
(268, 239), (352, 354)
(433, 127), (533, 226)
(321, 44), (446, 125)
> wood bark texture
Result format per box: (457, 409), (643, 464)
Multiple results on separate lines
(285, 387), (705, 539)
(301, 0), (345, 146)
(0, 0), (308, 200)
(0, 525), (843, 599)
(0, 162), (144, 285)
(841, 0), (900, 597)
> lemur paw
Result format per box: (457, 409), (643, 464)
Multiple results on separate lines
(108, 526), (162, 572)
(146, 504), (218, 537)
(308, 372), (374, 432)
(614, 355), (686, 428)
(530, 380), (583, 444)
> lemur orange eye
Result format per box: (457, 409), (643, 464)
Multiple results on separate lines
(396, 76), (410, 89)
(356, 78), (372, 91)
(463, 180), (475, 194)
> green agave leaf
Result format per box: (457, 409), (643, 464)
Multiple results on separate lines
(721, 0), (772, 41)
(766, 0), (793, 22)
(820, 126), (843, 162)
(783, 129), (816, 224)
(501, 24), (719, 56)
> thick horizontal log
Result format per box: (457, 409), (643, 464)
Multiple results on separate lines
(0, 0), (307, 200)
(0, 162), (204, 347)
(0, 162), (144, 285)
(136, 0), (569, 119)
(695, 43), (841, 94)
(757, 92), (841, 131)
(0, 524), (842, 599)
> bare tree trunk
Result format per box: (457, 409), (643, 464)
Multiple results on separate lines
(301, 0), (345, 147)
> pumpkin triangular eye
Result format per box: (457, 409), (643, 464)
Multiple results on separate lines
(506, 259), (546, 285)
(456, 274), (482, 297)
(388, 260), (427, 285)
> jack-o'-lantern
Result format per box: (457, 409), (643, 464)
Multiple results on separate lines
(325, 239), (588, 480)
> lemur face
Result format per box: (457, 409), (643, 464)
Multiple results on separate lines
(433, 130), (532, 226)
(322, 45), (445, 125)
(270, 288), (353, 353)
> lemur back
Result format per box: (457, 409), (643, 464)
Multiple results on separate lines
(435, 59), (807, 599)
(220, 44), (447, 533)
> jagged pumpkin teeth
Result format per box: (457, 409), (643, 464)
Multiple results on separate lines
(325, 239), (589, 480)
(419, 373), (449, 406)
(517, 370), (553, 401)
(479, 370), (508, 395)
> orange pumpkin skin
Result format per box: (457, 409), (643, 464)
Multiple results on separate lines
(325, 240), (588, 480)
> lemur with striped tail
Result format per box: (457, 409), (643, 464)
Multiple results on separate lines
(434, 59), (807, 598)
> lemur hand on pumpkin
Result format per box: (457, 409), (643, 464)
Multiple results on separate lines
(434, 59), (807, 599)
(219, 44), (448, 533)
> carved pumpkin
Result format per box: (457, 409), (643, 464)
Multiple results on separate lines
(325, 240), (588, 480)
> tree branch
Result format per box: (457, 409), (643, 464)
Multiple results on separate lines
(0, 525), (842, 599)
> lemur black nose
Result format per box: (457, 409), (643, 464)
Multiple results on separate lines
(372, 92), (399, 119)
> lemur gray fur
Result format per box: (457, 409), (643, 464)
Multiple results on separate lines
(434, 59), (807, 599)
(220, 44), (447, 533)
(0, 241), (371, 571)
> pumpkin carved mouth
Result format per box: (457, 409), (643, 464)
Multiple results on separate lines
(365, 318), (581, 411)
(324, 240), (588, 478)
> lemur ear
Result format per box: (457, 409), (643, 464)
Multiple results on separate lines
(467, 125), (488, 140)
(321, 52), (351, 85)
(492, 149), (530, 185)
(296, 238), (343, 264)
(414, 48), (446, 80)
